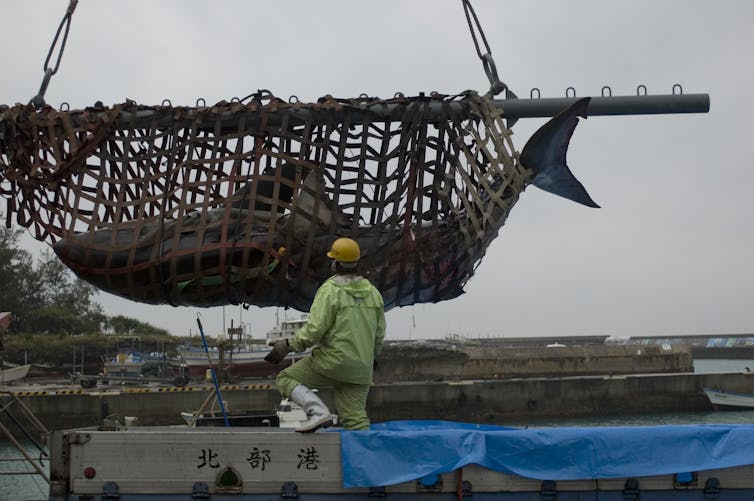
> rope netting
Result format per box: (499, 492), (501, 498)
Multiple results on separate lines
(0, 91), (531, 311)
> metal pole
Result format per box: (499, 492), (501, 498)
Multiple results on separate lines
(196, 317), (230, 427)
(30, 93), (710, 132)
(493, 93), (710, 119)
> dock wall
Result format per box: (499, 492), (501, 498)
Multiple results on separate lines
(7, 371), (754, 430)
(367, 372), (753, 423)
(375, 344), (693, 382)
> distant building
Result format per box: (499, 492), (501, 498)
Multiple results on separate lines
(615, 333), (754, 359)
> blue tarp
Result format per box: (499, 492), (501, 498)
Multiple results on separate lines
(338, 421), (754, 488)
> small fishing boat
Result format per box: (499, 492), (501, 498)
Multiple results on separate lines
(0, 363), (31, 384)
(177, 315), (309, 378)
(704, 387), (754, 410)
(103, 351), (150, 379)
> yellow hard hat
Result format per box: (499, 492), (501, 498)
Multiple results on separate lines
(327, 238), (360, 263)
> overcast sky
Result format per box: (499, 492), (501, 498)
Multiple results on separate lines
(1, 1), (752, 341)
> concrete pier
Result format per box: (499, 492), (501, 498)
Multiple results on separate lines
(375, 343), (693, 382)
(367, 371), (753, 423)
(5, 371), (754, 430)
(2, 343), (747, 430)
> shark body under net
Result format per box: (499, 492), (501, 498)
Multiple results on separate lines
(0, 91), (531, 311)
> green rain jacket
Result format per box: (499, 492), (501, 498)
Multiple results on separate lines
(288, 275), (385, 384)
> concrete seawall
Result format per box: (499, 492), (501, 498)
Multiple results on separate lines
(375, 343), (693, 382)
(368, 372), (753, 423)
(6, 371), (754, 430)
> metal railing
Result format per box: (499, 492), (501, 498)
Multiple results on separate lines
(0, 390), (50, 484)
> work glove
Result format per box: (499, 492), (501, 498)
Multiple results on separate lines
(265, 338), (292, 364)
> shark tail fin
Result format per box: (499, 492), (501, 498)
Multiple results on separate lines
(520, 97), (599, 208)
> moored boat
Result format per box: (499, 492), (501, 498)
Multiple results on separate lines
(704, 387), (754, 410)
(0, 363), (31, 384)
(177, 315), (310, 378)
(103, 351), (150, 379)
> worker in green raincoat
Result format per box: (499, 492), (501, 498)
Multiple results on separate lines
(265, 237), (386, 432)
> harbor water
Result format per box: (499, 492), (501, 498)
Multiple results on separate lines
(2, 359), (754, 500)
(693, 358), (754, 374)
(0, 440), (48, 501)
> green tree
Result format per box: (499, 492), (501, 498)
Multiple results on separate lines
(1, 215), (183, 367)
(1, 214), (172, 342)
(29, 250), (105, 334)
(1, 217), (103, 334)
(105, 315), (170, 337)
(0, 224), (39, 327)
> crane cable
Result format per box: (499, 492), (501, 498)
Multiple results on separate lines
(461, 0), (508, 98)
(29, 1), (505, 105)
(30, 0), (78, 107)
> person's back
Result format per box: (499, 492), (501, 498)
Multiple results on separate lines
(307, 274), (383, 384)
(265, 237), (386, 432)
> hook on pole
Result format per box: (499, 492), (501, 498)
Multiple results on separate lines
(461, 0), (509, 98)
(29, 69), (53, 107)
(29, 0), (78, 107)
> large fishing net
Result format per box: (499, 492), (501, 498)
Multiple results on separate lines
(0, 91), (530, 310)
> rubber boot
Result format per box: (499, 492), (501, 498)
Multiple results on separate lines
(289, 385), (333, 433)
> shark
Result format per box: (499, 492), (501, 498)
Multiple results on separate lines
(51, 97), (597, 311)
